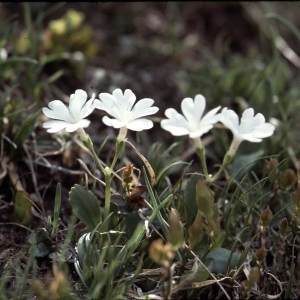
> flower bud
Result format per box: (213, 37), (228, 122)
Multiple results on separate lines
(148, 239), (175, 269)
(279, 169), (296, 191)
(31, 279), (47, 297)
(196, 180), (214, 220)
(167, 208), (184, 250)
(248, 266), (260, 286)
(241, 267), (260, 297)
(122, 163), (135, 192)
(278, 218), (289, 240)
(254, 247), (267, 264)
(265, 158), (278, 183)
(260, 206), (273, 229)
(49, 270), (70, 298)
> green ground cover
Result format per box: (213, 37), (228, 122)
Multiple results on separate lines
(0, 2), (299, 299)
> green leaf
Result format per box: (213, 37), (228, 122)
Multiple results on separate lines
(188, 214), (204, 248)
(180, 261), (211, 283)
(237, 231), (260, 269)
(196, 181), (214, 219)
(14, 190), (33, 226)
(0, 84), (19, 139)
(205, 248), (239, 275)
(284, 239), (296, 299)
(156, 161), (185, 189)
(28, 228), (51, 258)
(227, 150), (264, 181)
(191, 235), (210, 258)
(210, 230), (226, 250)
(38, 69), (64, 86)
(212, 203), (219, 221)
(51, 183), (61, 237)
(10, 110), (40, 158)
(266, 13), (300, 45)
(0, 56), (39, 65)
(167, 208), (184, 250)
(69, 184), (101, 229)
(185, 174), (202, 229)
(111, 194), (132, 215)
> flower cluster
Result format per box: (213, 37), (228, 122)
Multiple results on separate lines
(160, 94), (275, 156)
(43, 88), (159, 141)
(43, 88), (275, 159)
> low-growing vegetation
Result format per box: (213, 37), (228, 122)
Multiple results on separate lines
(0, 3), (299, 299)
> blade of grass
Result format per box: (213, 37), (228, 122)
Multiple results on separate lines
(51, 183), (61, 237)
(284, 237), (296, 299)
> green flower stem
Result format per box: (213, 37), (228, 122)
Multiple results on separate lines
(82, 134), (113, 220)
(104, 167), (112, 220)
(82, 130), (127, 221)
(193, 137), (209, 179)
(109, 136), (125, 172)
(209, 151), (235, 184)
(83, 134), (106, 174)
(102, 137), (125, 220)
(77, 128), (89, 143)
(193, 137), (235, 186)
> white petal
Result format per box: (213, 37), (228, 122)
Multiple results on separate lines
(69, 90), (88, 121)
(93, 99), (105, 111)
(220, 108), (239, 133)
(102, 116), (125, 128)
(112, 89), (136, 121)
(43, 120), (68, 133)
(80, 94), (96, 118)
(240, 110), (264, 133)
(112, 89), (124, 102)
(161, 119), (190, 136)
(43, 100), (69, 121)
(260, 123), (275, 135)
(192, 94), (206, 119)
(98, 93), (116, 110)
(189, 124), (214, 138)
(201, 106), (221, 120)
(181, 97), (203, 128)
(98, 93), (122, 120)
(242, 108), (254, 119)
(129, 98), (159, 121)
(65, 119), (90, 132)
(251, 123), (275, 138)
(164, 108), (189, 128)
(240, 133), (263, 143)
(200, 106), (221, 125)
(65, 123), (79, 132)
(127, 119), (153, 131)
(123, 89), (136, 111)
(250, 113), (265, 128)
(78, 119), (91, 128)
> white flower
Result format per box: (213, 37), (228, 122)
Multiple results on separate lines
(220, 107), (275, 155)
(42, 89), (96, 133)
(94, 88), (159, 131)
(160, 94), (221, 138)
